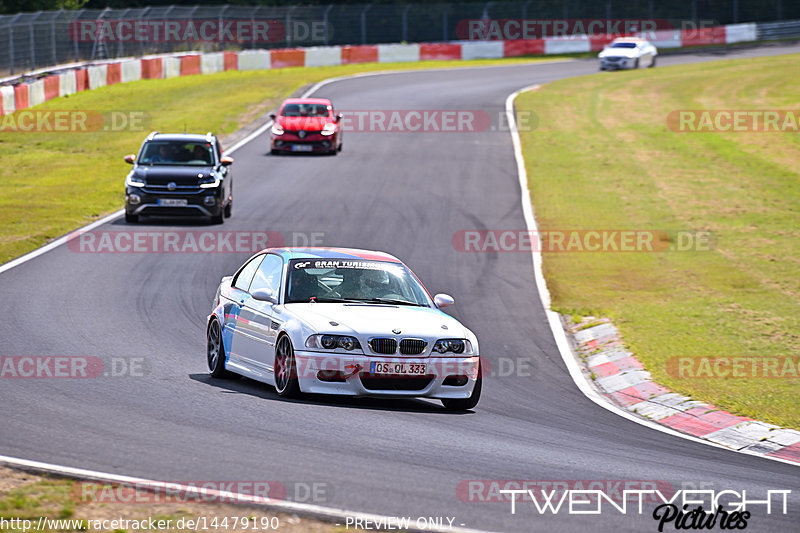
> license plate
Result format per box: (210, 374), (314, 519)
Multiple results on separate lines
(291, 145), (313, 152)
(370, 362), (427, 375)
(157, 198), (188, 206)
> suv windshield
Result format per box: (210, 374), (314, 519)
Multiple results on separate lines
(611, 42), (638, 48)
(285, 259), (430, 306)
(281, 103), (330, 117)
(139, 140), (214, 166)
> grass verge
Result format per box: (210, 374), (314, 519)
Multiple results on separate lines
(0, 55), (564, 265)
(0, 465), (367, 532)
(516, 53), (800, 429)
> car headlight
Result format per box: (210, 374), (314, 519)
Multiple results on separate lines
(125, 174), (145, 187)
(271, 123), (284, 135)
(432, 339), (473, 355)
(321, 123), (336, 136)
(199, 173), (221, 188)
(306, 334), (362, 351)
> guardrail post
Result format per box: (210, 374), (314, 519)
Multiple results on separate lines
(285, 5), (296, 47)
(51, 11), (59, 66)
(29, 11), (43, 71)
(361, 4), (371, 45)
(522, 0), (533, 20)
(323, 4), (333, 45)
(401, 4), (411, 43)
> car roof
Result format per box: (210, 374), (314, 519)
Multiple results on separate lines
(261, 247), (402, 263)
(145, 132), (216, 142)
(281, 98), (332, 106)
(611, 37), (646, 43)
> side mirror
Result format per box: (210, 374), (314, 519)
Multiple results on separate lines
(220, 156), (234, 166)
(124, 154), (136, 164)
(434, 293), (454, 308)
(335, 113), (343, 122)
(269, 113), (276, 121)
(251, 288), (277, 304)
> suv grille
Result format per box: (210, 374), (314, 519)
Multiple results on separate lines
(369, 338), (397, 355)
(399, 339), (427, 355)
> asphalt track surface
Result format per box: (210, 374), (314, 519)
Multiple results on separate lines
(2, 43), (799, 532)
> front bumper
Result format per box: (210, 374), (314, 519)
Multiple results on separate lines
(599, 57), (635, 70)
(271, 133), (336, 153)
(293, 351), (480, 399)
(126, 187), (223, 218)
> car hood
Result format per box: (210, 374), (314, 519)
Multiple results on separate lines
(278, 116), (332, 131)
(599, 48), (640, 58)
(286, 303), (468, 339)
(132, 165), (215, 185)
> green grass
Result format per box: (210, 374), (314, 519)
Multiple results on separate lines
(0, 55), (564, 265)
(517, 53), (800, 429)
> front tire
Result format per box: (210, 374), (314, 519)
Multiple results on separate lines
(125, 213), (139, 223)
(224, 199), (232, 218)
(207, 319), (233, 378)
(649, 56), (657, 68)
(634, 58), (640, 69)
(274, 335), (300, 398)
(441, 361), (482, 411)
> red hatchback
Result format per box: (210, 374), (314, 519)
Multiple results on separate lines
(269, 98), (343, 155)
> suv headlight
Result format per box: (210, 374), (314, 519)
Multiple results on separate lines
(199, 173), (221, 188)
(432, 339), (473, 355)
(271, 123), (284, 135)
(306, 334), (362, 351)
(321, 123), (336, 136)
(125, 174), (145, 187)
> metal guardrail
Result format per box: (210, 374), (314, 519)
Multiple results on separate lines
(1, 2), (799, 76)
(757, 19), (800, 40)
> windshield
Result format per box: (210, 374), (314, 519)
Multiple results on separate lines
(285, 259), (431, 306)
(281, 103), (331, 117)
(139, 141), (214, 166)
(610, 42), (638, 48)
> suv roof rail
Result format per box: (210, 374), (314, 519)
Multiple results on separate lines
(146, 131), (160, 140)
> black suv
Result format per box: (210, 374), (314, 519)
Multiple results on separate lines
(124, 132), (234, 224)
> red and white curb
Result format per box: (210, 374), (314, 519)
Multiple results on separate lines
(568, 317), (800, 464)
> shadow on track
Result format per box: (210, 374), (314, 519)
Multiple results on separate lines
(189, 373), (476, 415)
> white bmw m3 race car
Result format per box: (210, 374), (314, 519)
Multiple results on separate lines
(207, 247), (482, 410)
(598, 37), (658, 70)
